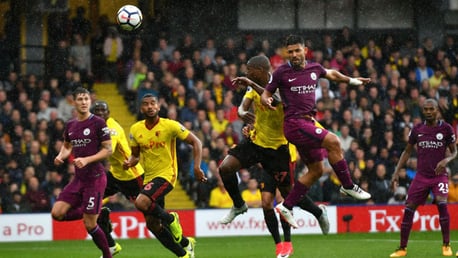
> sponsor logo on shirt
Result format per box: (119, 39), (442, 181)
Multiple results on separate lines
(290, 84), (315, 94)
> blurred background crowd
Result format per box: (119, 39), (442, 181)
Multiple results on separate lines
(2, 5), (458, 214)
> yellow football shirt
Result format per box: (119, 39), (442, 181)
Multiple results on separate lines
(241, 189), (262, 208)
(129, 118), (190, 186)
(244, 87), (288, 149)
(106, 117), (144, 181)
(209, 187), (233, 208)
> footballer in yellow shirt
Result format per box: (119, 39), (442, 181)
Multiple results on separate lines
(93, 100), (145, 254)
(123, 94), (206, 257)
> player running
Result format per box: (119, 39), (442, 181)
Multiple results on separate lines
(51, 87), (113, 258)
(124, 93), (207, 258)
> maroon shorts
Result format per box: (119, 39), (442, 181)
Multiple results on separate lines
(283, 118), (327, 164)
(57, 174), (107, 215)
(406, 173), (449, 205)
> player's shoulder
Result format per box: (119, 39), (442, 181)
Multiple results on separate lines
(90, 114), (107, 126)
(439, 120), (455, 133)
(275, 63), (291, 73)
(130, 120), (145, 131)
(159, 117), (181, 126)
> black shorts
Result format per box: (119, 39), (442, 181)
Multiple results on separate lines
(104, 171), (144, 201)
(140, 177), (173, 208)
(228, 141), (292, 193)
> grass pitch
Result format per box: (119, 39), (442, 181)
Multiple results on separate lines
(1, 231), (457, 258)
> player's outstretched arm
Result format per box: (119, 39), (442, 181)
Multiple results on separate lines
(325, 69), (370, 86)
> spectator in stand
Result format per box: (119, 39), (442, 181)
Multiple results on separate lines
(71, 6), (92, 42)
(218, 124), (239, 147)
(180, 96), (199, 128)
(219, 38), (239, 64)
(24, 176), (50, 212)
(69, 33), (93, 90)
(211, 108), (229, 135)
(48, 40), (70, 82)
(241, 178), (262, 208)
(4, 191), (31, 213)
(442, 35), (458, 66)
(321, 34), (335, 61)
(177, 34), (196, 60)
(329, 50), (347, 74)
(156, 37), (175, 62)
(209, 177), (233, 208)
(102, 26), (123, 83)
(168, 49), (184, 75)
(57, 91), (74, 122)
(370, 163), (392, 204)
(415, 56), (434, 84)
(201, 38), (217, 63)
(338, 124), (354, 153)
(388, 186), (407, 205)
(361, 38), (381, 60)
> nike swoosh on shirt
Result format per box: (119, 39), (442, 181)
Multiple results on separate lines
(288, 78), (297, 82)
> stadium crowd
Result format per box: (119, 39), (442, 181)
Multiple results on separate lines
(2, 9), (458, 213)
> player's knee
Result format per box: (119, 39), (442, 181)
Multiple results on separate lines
(51, 210), (65, 221)
(135, 195), (153, 213)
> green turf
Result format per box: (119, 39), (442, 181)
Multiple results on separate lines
(1, 231), (457, 258)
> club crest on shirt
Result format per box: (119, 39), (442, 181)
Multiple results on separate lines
(155, 131), (161, 137)
(311, 72), (317, 80)
(83, 128), (90, 136)
(436, 133), (443, 140)
(315, 128), (323, 134)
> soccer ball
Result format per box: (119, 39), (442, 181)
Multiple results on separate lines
(117, 5), (143, 31)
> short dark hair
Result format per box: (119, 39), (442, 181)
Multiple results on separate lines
(142, 93), (158, 100)
(285, 34), (305, 47)
(247, 55), (270, 71)
(93, 100), (109, 111)
(72, 87), (90, 99)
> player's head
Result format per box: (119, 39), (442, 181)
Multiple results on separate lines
(285, 34), (307, 69)
(92, 100), (110, 121)
(422, 98), (438, 123)
(246, 55), (271, 87)
(140, 93), (160, 119)
(72, 87), (91, 115)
